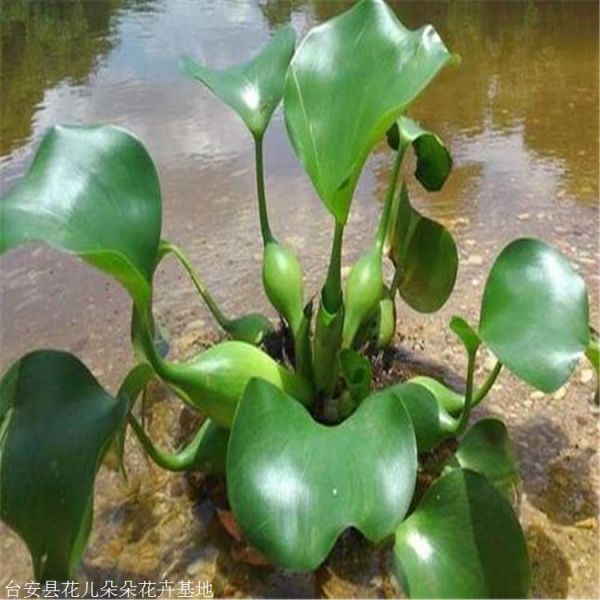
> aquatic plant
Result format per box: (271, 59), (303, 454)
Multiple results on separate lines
(0, 0), (595, 596)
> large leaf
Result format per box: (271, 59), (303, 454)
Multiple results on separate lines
(0, 350), (128, 581)
(227, 379), (417, 571)
(446, 418), (520, 499)
(284, 0), (454, 223)
(0, 125), (162, 308)
(387, 185), (457, 313)
(393, 469), (530, 599)
(479, 238), (590, 392)
(387, 116), (452, 191)
(181, 27), (295, 138)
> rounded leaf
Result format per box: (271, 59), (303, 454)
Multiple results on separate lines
(387, 185), (458, 313)
(0, 351), (128, 581)
(446, 418), (520, 499)
(284, 0), (455, 223)
(479, 238), (590, 392)
(393, 469), (531, 598)
(0, 125), (162, 308)
(387, 116), (452, 191)
(227, 379), (417, 571)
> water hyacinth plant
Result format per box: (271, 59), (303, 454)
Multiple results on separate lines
(0, 0), (596, 596)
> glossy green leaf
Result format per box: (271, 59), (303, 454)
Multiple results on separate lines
(390, 382), (458, 452)
(446, 418), (520, 500)
(387, 116), (452, 191)
(0, 350), (128, 581)
(407, 376), (464, 415)
(284, 0), (455, 223)
(479, 238), (590, 392)
(160, 341), (312, 428)
(227, 379), (417, 571)
(0, 125), (161, 308)
(387, 185), (458, 313)
(181, 27), (295, 138)
(394, 469), (531, 599)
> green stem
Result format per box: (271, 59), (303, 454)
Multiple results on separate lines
(322, 221), (345, 312)
(472, 361), (502, 408)
(159, 241), (231, 330)
(254, 135), (274, 245)
(128, 414), (207, 472)
(375, 142), (408, 255)
(456, 350), (477, 436)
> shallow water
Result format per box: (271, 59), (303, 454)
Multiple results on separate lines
(0, 1), (598, 597)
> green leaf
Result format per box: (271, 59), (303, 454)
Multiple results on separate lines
(387, 185), (458, 313)
(407, 376), (464, 415)
(450, 315), (481, 356)
(446, 418), (520, 500)
(227, 379), (417, 571)
(479, 238), (590, 392)
(391, 382), (458, 452)
(387, 116), (452, 191)
(0, 125), (162, 309)
(161, 341), (312, 428)
(181, 27), (295, 138)
(0, 350), (128, 581)
(393, 469), (531, 599)
(284, 0), (455, 224)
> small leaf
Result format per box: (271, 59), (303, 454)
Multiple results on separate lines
(387, 116), (452, 191)
(181, 27), (295, 138)
(387, 185), (458, 313)
(284, 0), (455, 223)
(227, 379), (417, 571)
(450, 316), (481, 356)
(479, 238), (590, 392)
(0, 125), (162, 309)
(393, 469), (531, 599)
(0, 351), (128, 581)
(446, 418), (520, 499)
(391, 382), (458, 452)
(407, 376), (464, 415)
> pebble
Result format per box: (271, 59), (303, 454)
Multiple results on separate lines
(574, 517), (597, 530)
(580, 369), (593, 384)
(517, 213), (530, 220)
(553, 386), (567, 400)
(530, 391), (545, 400)
(483, 355), (496, 371)
(467, 254), (483, 266)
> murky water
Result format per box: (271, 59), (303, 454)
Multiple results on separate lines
(1, 1), (598, 597)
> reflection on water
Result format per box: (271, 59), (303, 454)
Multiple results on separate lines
(0, 1), (598, 596)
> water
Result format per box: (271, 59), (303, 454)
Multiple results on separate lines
(0, 1), (598, 597)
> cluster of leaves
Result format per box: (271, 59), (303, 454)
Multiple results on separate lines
(0, 0), (596, 597)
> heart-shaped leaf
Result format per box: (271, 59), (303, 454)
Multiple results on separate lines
(0, 125), (162, 309)
(0, 350), (128, 581)
(479, 238), (590, 392)
(181, 27), (295, 138)
(393, 469), (530, 599)
(284, 0), (455, 224)
(227, 379), (417, 571)
(387, 116), (452, 191)
(387, 185), (458, 313)
(446, 419), (520, 499)
(407, 376), (464, 415)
